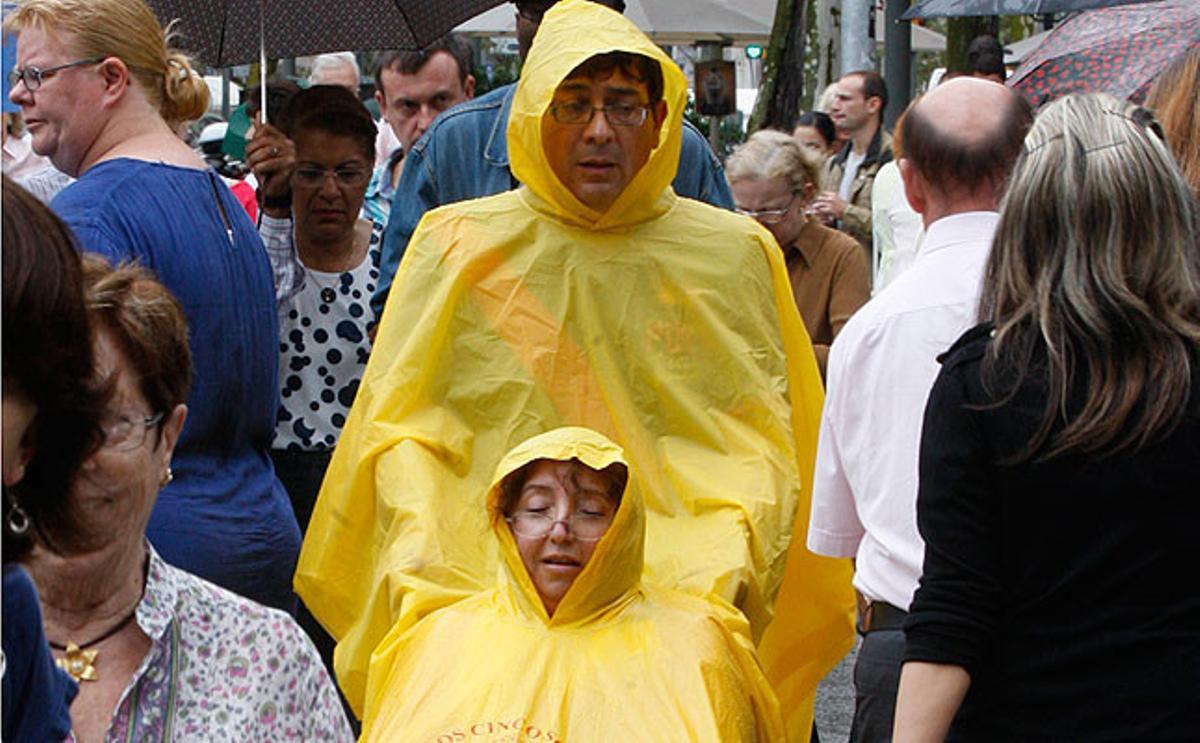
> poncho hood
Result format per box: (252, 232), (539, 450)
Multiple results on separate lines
(507, 0), (685, 230)
(487, 427), (642, 626)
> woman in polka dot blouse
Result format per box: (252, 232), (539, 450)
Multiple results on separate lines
(246, 85), (382, 536)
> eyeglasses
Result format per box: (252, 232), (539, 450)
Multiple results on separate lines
(8, 57), (104, 92)
(292, 166), (370, 189)
(506, 509), (613, 541)
(100, 411), (164, 452)
(736, 195), (798, 224)
(548, 101), (650, 127)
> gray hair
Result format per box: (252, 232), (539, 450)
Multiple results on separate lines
(725, 129), (821, 194)
(308, 52), (361, 87)
(980, 92), (1200, 461)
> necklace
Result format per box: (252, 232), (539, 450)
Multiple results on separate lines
(49, 607), (139, 682)
(299, 219), (372, 305)
(305, 268), (344, 305)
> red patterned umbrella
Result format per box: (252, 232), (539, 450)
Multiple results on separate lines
(1008, 0), (1199, 108)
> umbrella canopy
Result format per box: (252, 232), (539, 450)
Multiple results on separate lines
(903, 0), (1154, 20)
(458, 1), (947, 50)
(1007, 0), (1199, 108)
(146, 0), (507, 67)
(1004, 29), (1050, 64)
(457, 0), (775, 43)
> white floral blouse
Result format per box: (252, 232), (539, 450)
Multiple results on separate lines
(100, 546), (353, 741)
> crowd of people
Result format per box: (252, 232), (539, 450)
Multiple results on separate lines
(2, 0), (1198, 740)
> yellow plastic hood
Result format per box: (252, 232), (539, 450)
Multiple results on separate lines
(508, 0), (685, 230)
(486, 426), (642, 626)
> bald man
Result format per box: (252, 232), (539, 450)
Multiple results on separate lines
(807, 78), (1033, 743)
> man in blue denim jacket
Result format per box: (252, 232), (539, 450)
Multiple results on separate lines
(372, 0), (734, 319)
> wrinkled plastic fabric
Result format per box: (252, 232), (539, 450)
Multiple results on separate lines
(294, 0), (853, 733)
(360, 427), (786, 741)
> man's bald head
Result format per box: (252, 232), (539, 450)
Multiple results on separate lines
(900, 78), (1032, 203)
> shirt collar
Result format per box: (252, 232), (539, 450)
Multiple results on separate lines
(831, 123), (885, 168)
(485, 84), (517, 167)
(135, 544), (178, 643)
(921, 211), (1000, 257)
(366, 148), (404, 201)
(785, 217), (825, 268)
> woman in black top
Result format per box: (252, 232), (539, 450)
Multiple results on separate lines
(894, 93), (1200, 741)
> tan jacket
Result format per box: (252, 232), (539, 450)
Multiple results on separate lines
(784, 218), (870, 376)
(821, 126), (894, 252)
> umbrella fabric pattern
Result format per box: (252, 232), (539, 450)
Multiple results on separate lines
(146, 0), (506, 67)
(1008, 0), (1199, 108)
(903, 0), (1154, 20)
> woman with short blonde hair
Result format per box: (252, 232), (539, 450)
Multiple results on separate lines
(727, 129), (869, 374)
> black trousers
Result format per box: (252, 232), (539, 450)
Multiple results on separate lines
(269, 447), (358, 728)
(849, 628), (904, 743)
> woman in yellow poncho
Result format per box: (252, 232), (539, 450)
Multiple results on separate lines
(362, 427), (784, 741)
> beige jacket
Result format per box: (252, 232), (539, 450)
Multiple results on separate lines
(820, 126), (894, 251)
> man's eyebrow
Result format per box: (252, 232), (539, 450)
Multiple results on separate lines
(556, 81), (592, 95)
(603, 85), (642, 99)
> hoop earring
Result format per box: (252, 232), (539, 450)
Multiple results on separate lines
(8, 502), (30, 535)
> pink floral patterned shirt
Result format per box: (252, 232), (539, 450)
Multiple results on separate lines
(101, 547), (353, 741)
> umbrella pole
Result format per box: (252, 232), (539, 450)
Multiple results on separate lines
(259, 0), (268, 124)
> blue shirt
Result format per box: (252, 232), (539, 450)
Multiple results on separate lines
(2, 564), (76, 742)
(372, 83), (735, 319)
(52, 159), (301, 612)
(362, 147), (404, 229)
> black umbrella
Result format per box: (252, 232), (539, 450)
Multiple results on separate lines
(147, 0), (507, 67)
(902, 0), (1155, 20)
(146, 0), (505, 121)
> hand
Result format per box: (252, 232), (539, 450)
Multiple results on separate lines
(244, 118), (295, 212)
(811, 191), (849, 224)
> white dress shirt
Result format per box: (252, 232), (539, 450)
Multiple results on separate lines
(807, 211), (999, 610)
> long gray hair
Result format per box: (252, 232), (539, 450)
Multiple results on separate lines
(979, 93), (1200, 461)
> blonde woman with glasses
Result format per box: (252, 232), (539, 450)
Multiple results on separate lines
(727, 129), (869, 375)
(894, 93), (1200, 741)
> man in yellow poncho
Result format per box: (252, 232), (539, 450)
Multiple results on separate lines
(361, 427), (785, 740)
(295, 1), (853, 735)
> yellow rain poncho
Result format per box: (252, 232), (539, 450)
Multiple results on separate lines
(361, 427), (785, 741)
(295, 0), (853, 733)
